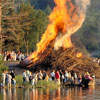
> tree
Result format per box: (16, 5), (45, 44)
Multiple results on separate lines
(1, 1), (48, 54)
(0, 4), (1, 53)
(1, 0), (21, 53)
(30, 0), (54, 10)
(75, 1), (100, 56)
(2, 0), (25, 52)
(19, 4), (48, 53)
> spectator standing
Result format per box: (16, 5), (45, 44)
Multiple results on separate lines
(64, 70), (69, 82)
(22, 70), (26, 84)
(3, 52), (7, 61)
(7, 73), (12, 87)
(2, 71), (6, 86)
(10, 70), (15, 79)
(38, 70), (43, 80)
(51, 70), (55, 81)
(12, 78), (16, 86)
(42, 71), (47, 80)
(55, 71), (60, 85)
(59, 70), (62, 82)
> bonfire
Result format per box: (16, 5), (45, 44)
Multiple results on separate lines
(20, 0), (100, 78)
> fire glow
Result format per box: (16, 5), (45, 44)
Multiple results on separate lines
(24, 0), (89, 65)
(76, 52), (83, 58)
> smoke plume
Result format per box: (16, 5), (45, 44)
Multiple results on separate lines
(75, 0), (90, 13)
(54, 0), (91, 50)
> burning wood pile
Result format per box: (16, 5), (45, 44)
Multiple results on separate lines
(19, 0), (100, 78)
(20, 46), (100, 78)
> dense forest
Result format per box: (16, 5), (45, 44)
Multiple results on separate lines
(1, 0), (100, 57)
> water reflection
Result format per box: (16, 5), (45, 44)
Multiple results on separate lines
(0, 88), (17, 100)
(0, 86), (99, 100)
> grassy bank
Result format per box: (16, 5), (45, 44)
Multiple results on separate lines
(15, 75), (58, 88)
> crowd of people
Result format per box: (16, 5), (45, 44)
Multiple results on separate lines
(1, 51), (100, 66)
(92, 57), (100, 66)
(1, 51), (29, 61)
(1, 69), (95, 87)
(2, 70), (16, 87)
(22, 70), (95, 86)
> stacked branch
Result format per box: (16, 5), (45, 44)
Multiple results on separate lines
(20, 46), (100, 78)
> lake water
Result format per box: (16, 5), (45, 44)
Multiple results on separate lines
(0, 85), (100, 100)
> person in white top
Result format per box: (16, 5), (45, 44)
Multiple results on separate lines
(7, 73), (12, 87)
(22, 70), (27, 84)
(64, 70), (69, 82)
(31, 77), (35, 86)
(2, 71), (6, 86)
(51, 70), (55, 81)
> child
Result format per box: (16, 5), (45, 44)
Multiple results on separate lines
(12, 78), (16, 86)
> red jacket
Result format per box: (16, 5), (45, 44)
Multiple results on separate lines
(55, 72), (60, 79)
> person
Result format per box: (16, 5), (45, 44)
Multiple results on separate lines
(22, 70), (26, 84)
(61, 72), (65, 84)
(7, 73), (12, 87)
(2, 70), (6, 86)
(78, 75), (82, 84)
(8, 52), (11, 61)
(3, 52), (7, 61)
(64, 70), (69, 82)
(10, 70), (15, 79)
(38, 70), (43, 80)
(26, 70), (29, 82)
(85, 72), (93, 80)
(31, 77), (35, 86)
(51, 70), (55, 81)
(68, 72), (71, 80)
(59, 70), (62, 82)
(29, 74), (32, 83)
(74, 73), (77, 80)
(12, 78), (16, 86)
(17, 52), (21, 61)
(55, 71), (60, 85)
(45, 74), (49, 81)
(42, 71), (47, 80)
(12, 51), (17, 61)
(92, 74), (95, 80)
(74, 72), (78, 83)
(21, 53), (25, 60)
(71, 70), (75, 77)
(33, 73), (38, 84)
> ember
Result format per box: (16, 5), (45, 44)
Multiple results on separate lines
(76, 52), (82, 58)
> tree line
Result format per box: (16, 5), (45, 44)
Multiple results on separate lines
(1, 0), (48, 54)
(1, 0), (100, 57)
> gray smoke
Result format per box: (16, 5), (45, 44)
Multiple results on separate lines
(54, 0), (91, 50)
(75, 0), (91, 13)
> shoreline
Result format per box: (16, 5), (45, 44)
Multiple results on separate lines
(1, 79), (99, 89)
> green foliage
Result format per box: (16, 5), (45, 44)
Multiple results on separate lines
(75, 0), (100, 56)
(2, 0), (100, 57)
(35, 80), (58, 88)
(45, 5), (52, 15)
(14, 75), (30, 87)
(15, 75), (58, 88)
(2, 2), (48, 53)
(30, 0), (54, 10)
(18, 4), (48, 53)
(15, 75), (23, 86)
(2, 0), (25, 51)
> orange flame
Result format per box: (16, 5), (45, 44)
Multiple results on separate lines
(25, 0), (86, 64)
